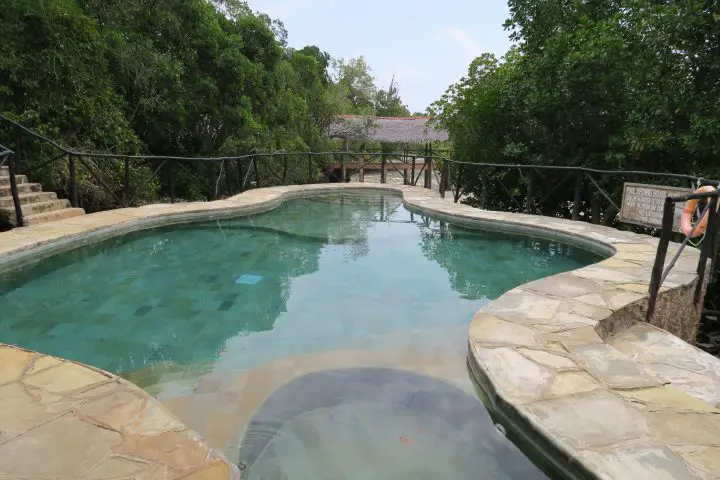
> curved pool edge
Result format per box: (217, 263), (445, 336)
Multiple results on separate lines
(0, 343), (241, 479)
(1, 183), (720, 479)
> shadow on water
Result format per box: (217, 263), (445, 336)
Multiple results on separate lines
(237, 367), (550, 480)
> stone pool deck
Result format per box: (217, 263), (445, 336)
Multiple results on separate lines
(0, 183), (719, 479)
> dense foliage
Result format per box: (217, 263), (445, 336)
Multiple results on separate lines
(430, 0), (720, 222)
(0, 0), (409, 206)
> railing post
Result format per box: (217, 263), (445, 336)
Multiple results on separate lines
(282, 155), (288, 185)
(237, 158), (244, 192)
(411, 155), (416, 186)
(454, 165), (463, 203)
(572, 170), (583, 220)
(8, 153), (23, 227)
(440, 159), (449, 198)
(123, 158), (130, 206)
(340, 153), (346, 183)
(380, 155), (387, 184)
(647, 197), (675, 322)
(307, 153), (312, 183)
(695, 195), (720, 304)
(68, 155), (78, 208)
(359, 150), (365, 183)
(253, 155), (260, 187)
(424, 156), (433, 189)
(168, 160), (176, 203)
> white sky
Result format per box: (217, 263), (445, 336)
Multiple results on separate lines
(247, 0), (513, 113)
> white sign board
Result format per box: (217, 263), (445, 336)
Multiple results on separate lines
(619, 183), (691, 232)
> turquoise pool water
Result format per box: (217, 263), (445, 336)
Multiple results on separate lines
(0, 193), (600, 376)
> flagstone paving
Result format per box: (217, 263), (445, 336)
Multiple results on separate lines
(0, 345), (239, 479)
(1, 183), (720, 479)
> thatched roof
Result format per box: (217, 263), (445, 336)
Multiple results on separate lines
(329, 115), (449, 144)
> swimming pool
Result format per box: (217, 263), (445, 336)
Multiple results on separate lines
(0, 192), (601, 478)
(0, 193), (598, 375)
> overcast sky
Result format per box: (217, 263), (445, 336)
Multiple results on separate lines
(246, 0), (513, 114)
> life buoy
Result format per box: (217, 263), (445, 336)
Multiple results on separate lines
(680, 185), (716, 238)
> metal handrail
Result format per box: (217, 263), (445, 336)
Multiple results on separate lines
(0, 148), (24, 227)
(647, 190), (720, 322)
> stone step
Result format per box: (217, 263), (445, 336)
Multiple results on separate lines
(0, 183), (42, 197)
(0, 166), (7, 176)
(0, 191), (57, 208)
(0, 199), (74, 225)
(23, 208), (85, 226)
(0, 175), (27, 186)
(20, 199), (72, 216)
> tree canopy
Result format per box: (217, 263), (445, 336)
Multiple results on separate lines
(430, 0), (720, 216)
(0, 0), (414, 206)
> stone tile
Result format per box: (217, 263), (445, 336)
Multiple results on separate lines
(469, 313), (536, 347)
(26, 355), (63, 375)
(179, 459), (230, 480)
(518, 348), (578, 370)
(572, 265), (640, 284)
(114, 430), (209, 472)
(0, 346), (34, 385)
(473, 346), (552, 403)
(641, 363), (720, 407)
(482, 289), (563, 324)
(526, 391), (647, 450)
(567, 343), (666, 389)
(677, 446), (720, 478)
(524, 273), (602, 299)
(582, 445), (703, 480)
(562, 300), (613, 321)
(598, 258), (648, 269)
(546, 372), (599, 397)
(575, 289), (646, 310)
(617, 386), (720, 413)
(73, 380), (121, 400)
(648, 412), (720, 446)
(83, 455), (152, 479)
(77, 390), (145, 431)
(0, 414), (121, 479)
(124, 401), (187, 436)
(0, 382), (63, 442)
(618, 283), (651, 294)
(24, 362), (109, 393)
(539, 326), (604, 348)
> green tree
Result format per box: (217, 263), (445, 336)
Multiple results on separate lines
(375, 77), (410, 117)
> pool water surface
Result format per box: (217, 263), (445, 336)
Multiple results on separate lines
(0, 193), (602, 478)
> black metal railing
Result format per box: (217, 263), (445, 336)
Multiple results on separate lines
(1, 114), (453, 217)
(0, 144), (23, 227)
(647, 188), (720, 322)
(439, 158), (720, 224)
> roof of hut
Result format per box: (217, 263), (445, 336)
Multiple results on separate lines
(328, 115), (449, 144)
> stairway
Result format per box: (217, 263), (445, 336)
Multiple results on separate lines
(0, 165), (85, 227)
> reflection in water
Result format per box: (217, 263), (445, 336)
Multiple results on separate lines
(0, 193), (600, 378)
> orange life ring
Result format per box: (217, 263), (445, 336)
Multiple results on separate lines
(680, 185), (716, 238)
